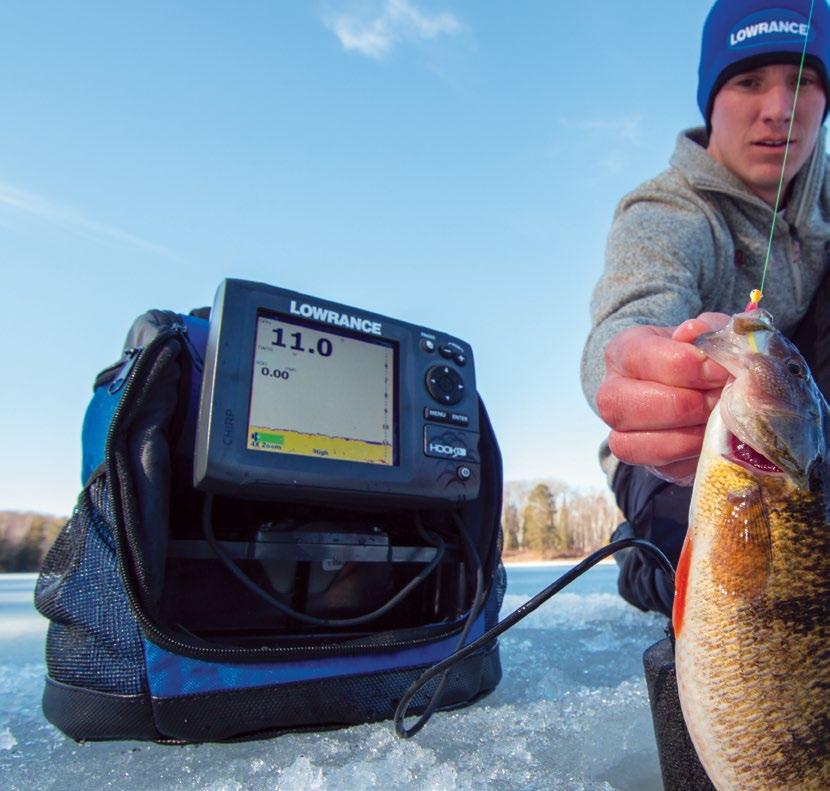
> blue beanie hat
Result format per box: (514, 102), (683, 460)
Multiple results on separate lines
(698, 0), (830, 122)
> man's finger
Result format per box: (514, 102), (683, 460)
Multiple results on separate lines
(605, 327), (729, 389)
(671, 312), (730, 343)
(596, 375), (722, 431)
(607, 426), (706, 467)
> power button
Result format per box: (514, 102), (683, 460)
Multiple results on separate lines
(457, 465), (472, 481)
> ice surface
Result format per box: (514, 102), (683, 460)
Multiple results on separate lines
(0, 566), (668, 791)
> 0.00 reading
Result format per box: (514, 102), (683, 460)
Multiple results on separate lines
(271, 328), (333, 357)
(260, 367), (290, 380)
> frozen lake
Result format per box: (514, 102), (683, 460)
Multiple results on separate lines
(0, 566), (668, 790)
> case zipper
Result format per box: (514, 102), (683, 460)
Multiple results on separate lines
(107, 347), (142, 394)
(104, 322), (484, 662)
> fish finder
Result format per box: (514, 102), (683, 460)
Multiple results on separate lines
(194, 279), (481, 507)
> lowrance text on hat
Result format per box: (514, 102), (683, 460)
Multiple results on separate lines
(730, 9), (811, 49)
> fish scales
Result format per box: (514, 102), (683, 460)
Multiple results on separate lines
(674, 309), (830, 791)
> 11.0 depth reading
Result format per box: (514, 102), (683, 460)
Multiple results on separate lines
(271, 327), (333, 358)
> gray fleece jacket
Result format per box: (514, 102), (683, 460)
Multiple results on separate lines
(581, 126), (830, 479)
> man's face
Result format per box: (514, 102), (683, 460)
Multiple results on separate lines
(706, 63), (826, 204)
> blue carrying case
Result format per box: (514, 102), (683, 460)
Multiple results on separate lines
(34, 308), (506, 742)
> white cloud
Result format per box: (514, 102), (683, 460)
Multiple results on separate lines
(325, 0), (462, 59)
(596, 150), (628, 175)
(560, 116), (642, 145)
(0, 181), (176, 259)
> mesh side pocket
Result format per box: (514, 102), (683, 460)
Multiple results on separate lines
(486, 515), (507, 630)
(485, 562), (507, 630)
(35, 477), (147, 695)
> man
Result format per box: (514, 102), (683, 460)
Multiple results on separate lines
(581, 0), (830, 616)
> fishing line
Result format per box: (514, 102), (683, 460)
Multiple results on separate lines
(755, 0), (816, 306)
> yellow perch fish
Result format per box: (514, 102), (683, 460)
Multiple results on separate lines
(674, 309), (830, 791)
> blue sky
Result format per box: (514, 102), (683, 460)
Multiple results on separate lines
(0, 0), (715, 516)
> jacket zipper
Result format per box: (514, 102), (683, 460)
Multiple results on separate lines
(788, 225), (804, 308)
(105, 324), (484, 662)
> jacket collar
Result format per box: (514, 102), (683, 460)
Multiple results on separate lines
(670, 126), (827, 227)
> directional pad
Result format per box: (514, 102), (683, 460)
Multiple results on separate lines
(425, 365), (465, 406)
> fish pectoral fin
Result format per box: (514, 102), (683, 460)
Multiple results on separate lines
(710, 486), (773, 598)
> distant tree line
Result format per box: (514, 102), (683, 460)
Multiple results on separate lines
(0, 480), (619, 573)
(501, 479), (620, 559)
(0, 512), (66, 572)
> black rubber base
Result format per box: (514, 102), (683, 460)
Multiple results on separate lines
(42, 676), (162, 741)
(643, 638), (714, 791)
(41, 642), (501, 743)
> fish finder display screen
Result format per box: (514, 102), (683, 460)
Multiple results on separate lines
(247, 313), (395, 465)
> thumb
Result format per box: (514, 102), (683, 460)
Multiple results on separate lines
(671, 311), (730, 343)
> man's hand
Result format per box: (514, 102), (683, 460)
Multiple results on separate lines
(595, 313), (731, 485)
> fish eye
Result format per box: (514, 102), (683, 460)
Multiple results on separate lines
(786, 360), (805, 377)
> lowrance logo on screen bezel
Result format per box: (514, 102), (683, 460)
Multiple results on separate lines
(288, 299), (383, 336)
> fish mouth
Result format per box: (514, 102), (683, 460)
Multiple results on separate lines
(724, 432), (784, 476)
(719, 394), (814, 486)
(717, 380), (800, 480)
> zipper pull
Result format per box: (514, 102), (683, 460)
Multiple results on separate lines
(108, 347), (142, 394)
(171, 319), (204, 373)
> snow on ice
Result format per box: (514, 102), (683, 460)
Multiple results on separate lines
(0, 567), (667, 790)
